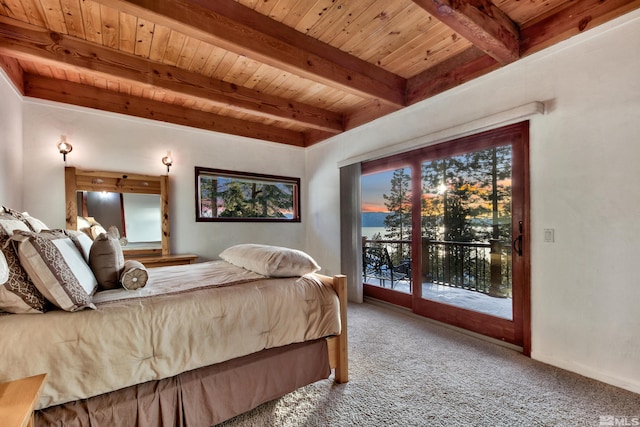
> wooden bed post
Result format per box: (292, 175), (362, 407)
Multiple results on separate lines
(333, 274), (348, 383)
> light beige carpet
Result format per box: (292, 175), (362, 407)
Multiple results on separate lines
(218, 302), (640, 426)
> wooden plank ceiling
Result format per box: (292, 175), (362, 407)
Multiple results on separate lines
(0, 0), (638, 147)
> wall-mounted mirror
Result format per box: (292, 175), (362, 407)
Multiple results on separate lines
(65, 167), (170, 256)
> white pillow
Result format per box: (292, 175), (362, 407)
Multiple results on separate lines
(0, 250), (8, 284)
(12, 230), (97, 311)
(219, 244), (320, 277)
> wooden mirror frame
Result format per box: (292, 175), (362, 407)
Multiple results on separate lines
(64, 167), (170, 256)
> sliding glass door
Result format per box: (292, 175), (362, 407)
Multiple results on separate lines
(419, 144), (513, 319)
(361, 122), (530, 351)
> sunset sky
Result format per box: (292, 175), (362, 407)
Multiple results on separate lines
(361, 169), (398, 213)
(361, 168), (512, 214)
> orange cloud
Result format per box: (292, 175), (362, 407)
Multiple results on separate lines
(361, 202), (386, 212)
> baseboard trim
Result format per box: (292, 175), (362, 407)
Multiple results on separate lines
(530, 352), (640, 395)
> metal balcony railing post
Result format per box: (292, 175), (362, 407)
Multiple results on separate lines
(421, 237), (431, 282)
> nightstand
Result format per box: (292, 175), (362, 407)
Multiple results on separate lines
(0, 373), (47, 427)
(127, 254), (198, 268)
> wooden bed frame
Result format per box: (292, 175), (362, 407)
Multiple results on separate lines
(321, 273), (349, 384)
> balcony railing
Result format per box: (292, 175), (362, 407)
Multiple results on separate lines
(362, 237), (512, 297)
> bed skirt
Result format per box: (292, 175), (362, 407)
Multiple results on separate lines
(35, 339), (330, 427)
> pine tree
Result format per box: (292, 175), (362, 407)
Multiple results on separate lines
(198, 176), (217, 218)
(383, 168), (412, 263)
(217, 179), (294, 218)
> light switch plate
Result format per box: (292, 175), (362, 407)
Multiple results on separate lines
(544, 228), (555, 243)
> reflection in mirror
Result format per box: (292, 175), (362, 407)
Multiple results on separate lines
(77, 191), (162, 250)
(65, 167), (170, 256)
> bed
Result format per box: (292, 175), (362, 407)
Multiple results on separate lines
(0, 208), (348, 426)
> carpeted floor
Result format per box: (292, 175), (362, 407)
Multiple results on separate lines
(218, 302), (640, 426)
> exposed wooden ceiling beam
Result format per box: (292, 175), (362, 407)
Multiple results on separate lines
(93, 0), (407, 107)
(0, 16), (343, 134)
(406, 47), (499, 105)
(24, 74), (306, 146)
(408, 0), (640, 106)
(412, 0), (519, 65)
(304, 129), (339, 147)
(0, 54), (23, 95)
(520, 0), (640, 57)
(344, 100), (403, 132)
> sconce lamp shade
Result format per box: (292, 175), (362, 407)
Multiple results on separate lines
(57, 135), (72, 162)
(162, 151), (173, 173)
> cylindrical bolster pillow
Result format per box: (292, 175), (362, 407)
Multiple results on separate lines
(120, 260), (148, 290)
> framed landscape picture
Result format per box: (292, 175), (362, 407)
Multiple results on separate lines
(195, 167), (300, 222)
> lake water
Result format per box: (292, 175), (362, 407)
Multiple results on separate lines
(362, 227), (387, 239)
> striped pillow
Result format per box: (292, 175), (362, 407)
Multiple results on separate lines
(21, 212), (50, 233)
(0, 210), (49, 313)
(12, 230), (98, 311)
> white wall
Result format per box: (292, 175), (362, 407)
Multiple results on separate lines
(20, 102), (307, 261)
(0, 71), (24, 209)
(306, 10), (640, 393)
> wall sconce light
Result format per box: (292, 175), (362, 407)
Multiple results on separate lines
(162, 151), (173, 173)
(57, 135), (72, 162)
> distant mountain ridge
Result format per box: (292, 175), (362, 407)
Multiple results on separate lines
(362, 212), (388, 227)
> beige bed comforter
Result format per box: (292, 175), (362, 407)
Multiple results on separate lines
(0, 261), (341, 409)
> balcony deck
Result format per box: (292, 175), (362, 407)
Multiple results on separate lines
(363, 236), (513, 320)
(365, 278), (513, 320)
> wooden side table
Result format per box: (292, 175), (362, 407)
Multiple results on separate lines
(126, 253), (198, 268)
(0, 373), (47, 427)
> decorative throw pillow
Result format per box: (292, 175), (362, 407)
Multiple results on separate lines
(0, 210), (49, 313)
(0, 210), (30, 236)
(64, 229), (94, 262)
(21, 212), (50, 233)
(11, 230), (97, 312)
(90, 233), (125, 290)
(120, 260), (148, 290)
(219, 244), (321, 277)
(2, 206), (29, 222)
